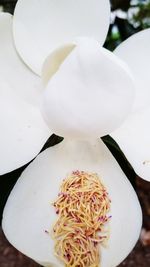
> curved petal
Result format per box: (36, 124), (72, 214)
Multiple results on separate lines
(111, 107), (150, 182)
(42, 40), (135, 139)
(0, 82), (51, 175)
(2, 139), (142, 267)
(13, 0), (110, 75)
(0, 13), (42, 106)
(114, 28), (150, 113)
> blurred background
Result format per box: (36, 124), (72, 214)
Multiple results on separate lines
(0, 0), (150, 266)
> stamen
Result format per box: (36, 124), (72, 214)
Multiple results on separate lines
(51, 171), (111, 267)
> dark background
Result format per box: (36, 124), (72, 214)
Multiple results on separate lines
(0, 0), (150, 266)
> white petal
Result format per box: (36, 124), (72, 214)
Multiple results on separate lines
(0, 82), (51, 175)
(2, 139), (142, 267)
(42, 40), (135, 139)
(0, 13), (42, 106)
(111, 107), (150, 182)
(13, 0), (110, 75)
(114, 28), (150, 113)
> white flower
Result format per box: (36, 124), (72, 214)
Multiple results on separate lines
(2, 0), (149, 266)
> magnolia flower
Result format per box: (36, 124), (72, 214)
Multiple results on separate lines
(2, 0), (149, 266)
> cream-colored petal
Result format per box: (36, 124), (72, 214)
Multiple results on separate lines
(114, 28), (150, 113)
(0, 81), (51, 175)
(3, 139), (142, 267)
(0, 12), (41, 106)
(111, 107), (150, 182)
(42, 40), (135, 139)
(13, 0), (110, 75)
(0, 12), (51, 174)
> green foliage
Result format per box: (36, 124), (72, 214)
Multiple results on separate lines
(105, 0), (150, 50)
(131, 0), (150, 28)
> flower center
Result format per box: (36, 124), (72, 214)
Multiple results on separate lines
(52, 170), (111, 267)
